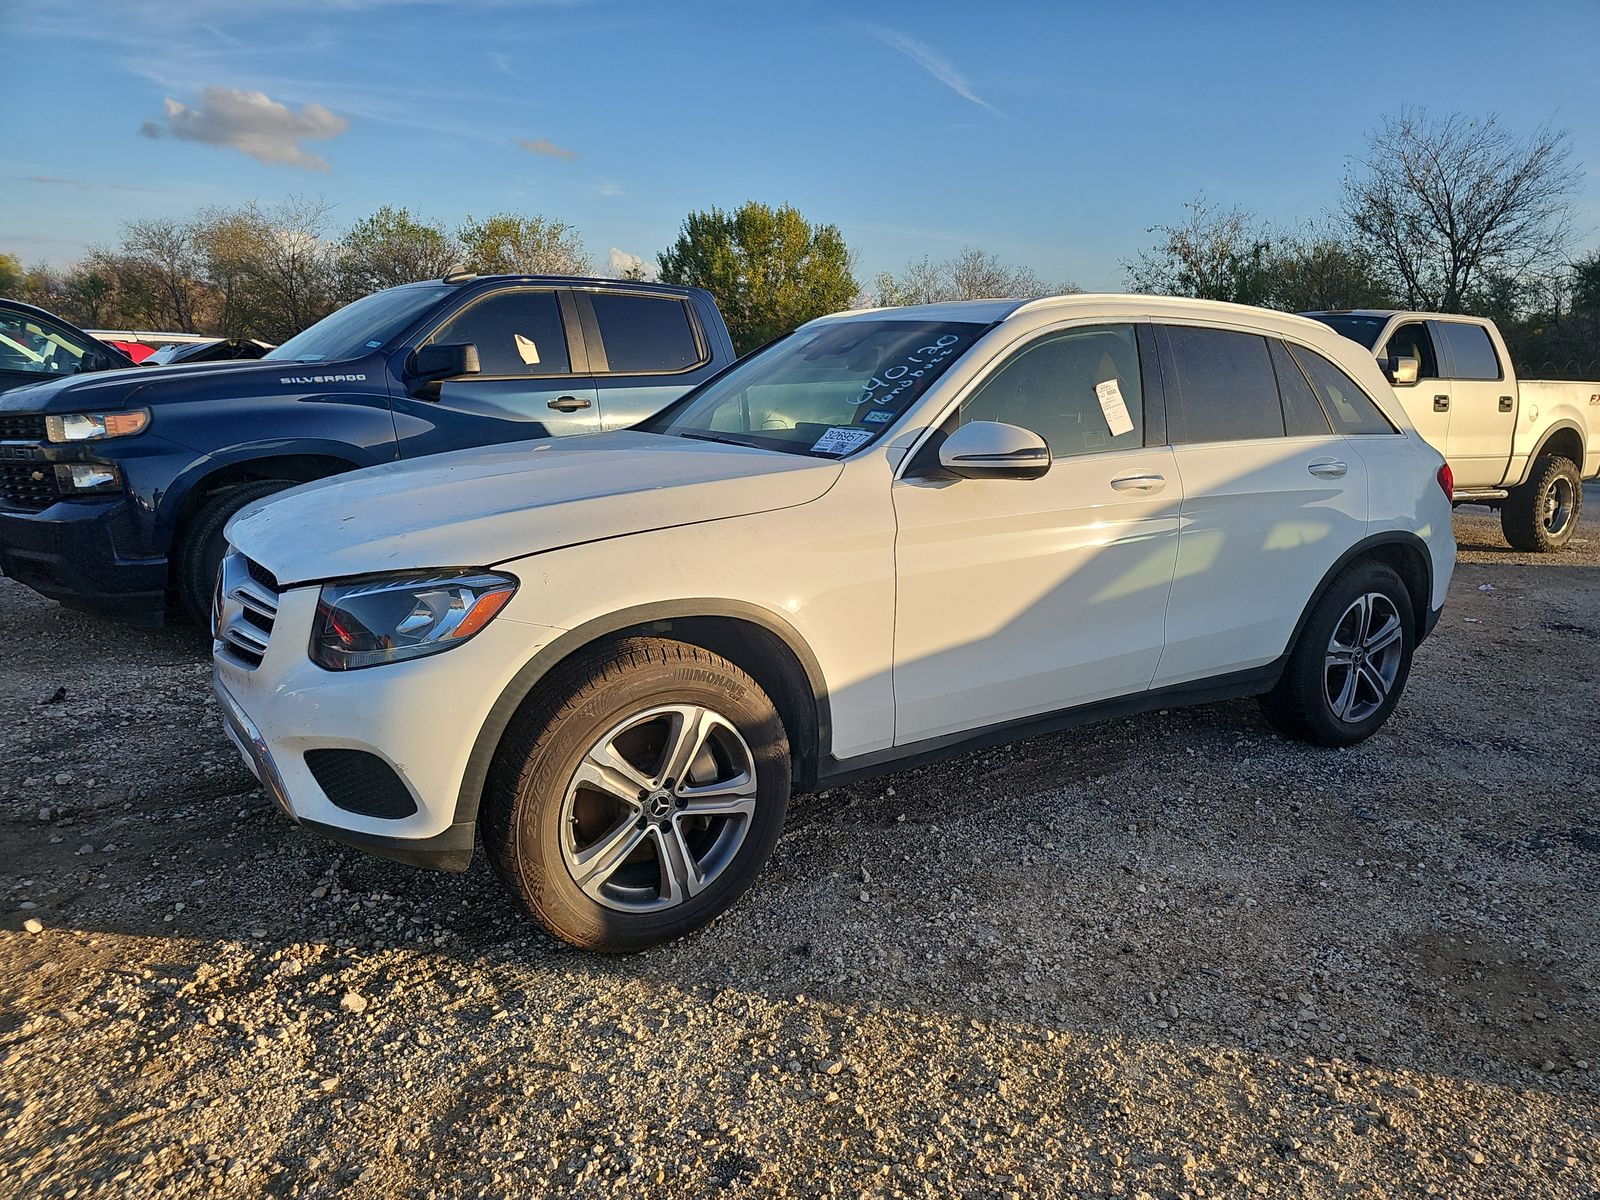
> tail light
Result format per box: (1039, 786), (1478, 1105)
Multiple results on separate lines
(1436, 463), (1454, 502)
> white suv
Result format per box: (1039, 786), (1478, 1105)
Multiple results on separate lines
(213, 295), (1456, 950)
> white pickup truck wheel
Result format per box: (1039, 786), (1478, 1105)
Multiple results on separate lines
(480, 637), (791, 952)
(1501, 454), (1582, 552)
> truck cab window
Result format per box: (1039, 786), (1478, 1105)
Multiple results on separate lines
(428, 291), (571, 376)
(1383, 323), (1438, 379)
(1435, 322), (1502, 381)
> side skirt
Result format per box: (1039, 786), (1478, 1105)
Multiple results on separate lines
(814, 660), (1284, 790)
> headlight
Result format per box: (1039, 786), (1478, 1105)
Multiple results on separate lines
(309, 570), (518, 670)
(45, 409), (151, 442)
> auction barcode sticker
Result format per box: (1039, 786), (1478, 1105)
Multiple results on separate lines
(1095, 379), (1134, 437)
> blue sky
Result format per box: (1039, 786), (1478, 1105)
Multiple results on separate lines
(5, 0), (1600, 290)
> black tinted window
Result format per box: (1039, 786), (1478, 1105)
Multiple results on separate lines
(1436, 321), (1501, 380)
(428, 290), (570, 376)
(1383, 323), (1438, 379)
(1164, 326), (1283, 443)
(591, 293), (702, 373)
(959, 324), (1144, 457)
(1287, 344), (1397, 435)
(1269, 340), (1332, 436)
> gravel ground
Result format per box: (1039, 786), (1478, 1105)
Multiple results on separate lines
(3, 494), (1598, 1199)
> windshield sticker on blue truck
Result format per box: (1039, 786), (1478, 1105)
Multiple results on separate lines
(812, 426), (874, 456)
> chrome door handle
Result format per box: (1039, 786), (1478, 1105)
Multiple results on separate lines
(1308, 459), (1348, 479)
(1110, 473), (1165, 493)
(548, 395), (591, 412)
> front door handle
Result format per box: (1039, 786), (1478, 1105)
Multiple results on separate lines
(1498, 395), (1514, 413)
(1307, 459), (1348, 479)
(1110, 473), (1165, 493)
(1433, 394), (1450, 412)
(548, 395), (591, 412)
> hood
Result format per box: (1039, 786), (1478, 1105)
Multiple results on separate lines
(0, 358), (346, 414)
(226, 430), (843, 585)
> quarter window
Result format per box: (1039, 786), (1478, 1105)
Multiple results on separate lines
(1287, 344), (1398, 435)
(590, 294), (703, 374)
(427, 290), (570, 376)
(1269, 339), (1332, 437)
(1163, 326), (1284, 443)
(1435, 321), (1501, 381)
(957, 324), (1144, 458)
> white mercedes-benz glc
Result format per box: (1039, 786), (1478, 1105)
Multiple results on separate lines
(213, 295), (1455, 950)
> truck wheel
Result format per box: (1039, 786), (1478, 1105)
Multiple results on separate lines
(1258, 560), (1415, 748)
(1501, 454), (1582, 552)
(175, 480), (297, 625)
(480, 637), (790, 952)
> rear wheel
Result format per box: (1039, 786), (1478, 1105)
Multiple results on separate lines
(1259, 560), (1415, 747)
(480, 637), (790, 951)
(1501, 454), (1582, 552)
(174, 480), (296, 625)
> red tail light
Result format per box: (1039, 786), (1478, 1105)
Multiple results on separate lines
(1436, 463), (1454, 502)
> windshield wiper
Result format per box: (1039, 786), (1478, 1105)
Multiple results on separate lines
(675, 432), (761, 449)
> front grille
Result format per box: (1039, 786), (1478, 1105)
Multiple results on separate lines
(215, 552), (280, 669)
(0, 414), (47, 441)
(304, 749), (418, 819)
(0, 462), (59, 511)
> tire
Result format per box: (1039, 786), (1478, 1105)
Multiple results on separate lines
(174, 480), (297, 625)
(1500, 454), (1582, 552)
(1258, 560), (1415, 748)
(480, 637), (791, 952)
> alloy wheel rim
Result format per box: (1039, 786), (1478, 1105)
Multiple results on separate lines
(1543, 477), (1574, 534)
(1323, 593), (1404, 724)
(559, 704), (757, 913)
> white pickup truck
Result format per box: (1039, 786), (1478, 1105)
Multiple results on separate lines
(1306, 310), (1599, 551)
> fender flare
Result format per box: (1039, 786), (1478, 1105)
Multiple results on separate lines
(1283, 531), (1437, 653)
(452, 598), (832, 828)
(1524, 420), (1586, 476)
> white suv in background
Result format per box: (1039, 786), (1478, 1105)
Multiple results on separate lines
(212, 295), (1456, 950)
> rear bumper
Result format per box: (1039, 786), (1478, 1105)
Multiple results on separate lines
(0, 497), (167, 623)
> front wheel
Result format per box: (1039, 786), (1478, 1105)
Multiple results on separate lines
(480, 637), (791, 951)
(1501, 454), (1582, 552)
(174, 480), (297, 625)
(1258, 561), (1416, 747)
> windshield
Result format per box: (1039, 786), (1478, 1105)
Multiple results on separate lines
(1304, 312), (1387, 350)
(265, 284), (454, 363)
(651, 318), (989, 457)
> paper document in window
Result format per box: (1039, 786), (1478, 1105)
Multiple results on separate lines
(514, 334), (541, 365)
(1094, 378), (1134, 437)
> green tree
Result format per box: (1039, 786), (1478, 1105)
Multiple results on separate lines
(337, 206), (460, 300)
(457, 213), (589, 276)
(1123, 196), (1274, 306)
(1264, 229), (1396, 312)
(658, 202), (858, 353)
(0, 252), (24, 295)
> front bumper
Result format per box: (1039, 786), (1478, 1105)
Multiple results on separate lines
(212, 578), (561, 873)
(0, 496), (167, 623)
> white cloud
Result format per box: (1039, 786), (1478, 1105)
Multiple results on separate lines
(515, 137), (577, 160)
(596, 181), (623, 197)
(858, 23), (1000, 116)
(139, 86), (348, 170)
(607, 248), (656, 280)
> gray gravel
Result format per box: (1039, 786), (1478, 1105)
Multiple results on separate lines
(2, 497), (1598, 1199)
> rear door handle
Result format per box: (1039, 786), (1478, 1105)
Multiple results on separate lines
(1498, 395), (1514, 412)
(1433, 394), (1450, 412)
(1110, 473), (1165, 493)
(548, 395), (591, 412)
(1307, 459), (1348, 479)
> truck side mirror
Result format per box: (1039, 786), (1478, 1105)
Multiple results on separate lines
(409, 342), (480, 383)
(1381, 355), (1419, 387)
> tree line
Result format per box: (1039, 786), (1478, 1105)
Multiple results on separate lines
(2, 107), (1596, 374)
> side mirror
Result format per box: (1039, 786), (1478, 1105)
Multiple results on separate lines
(1381, 354), (1419, 387)
(937, 420), (1051, 480)
(409, 342), (480, 382)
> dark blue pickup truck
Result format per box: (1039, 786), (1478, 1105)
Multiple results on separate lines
(0, 274), (735, 624)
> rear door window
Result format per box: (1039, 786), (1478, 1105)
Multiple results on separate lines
(589, 293), (704, 374)
(1434, 321), (1502, 380)
(1161, 325), (1284, 443)
(427, 290), (571, 376)
(1287, 344), (1398, 435)
(1269, 339), (1333, 436)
